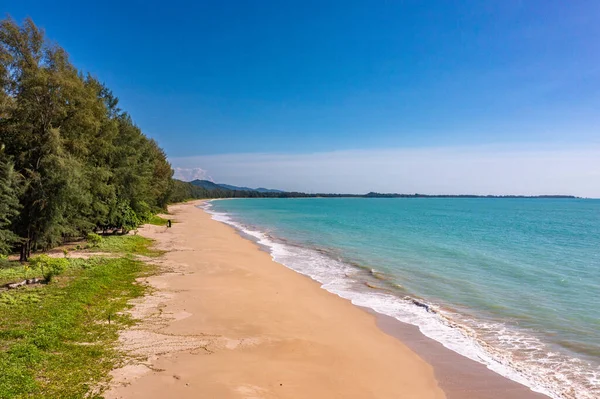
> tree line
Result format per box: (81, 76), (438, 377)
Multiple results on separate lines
(169, 179), (318, 201)
(169, 181), (579, 201)
(0, 17), (172, 260)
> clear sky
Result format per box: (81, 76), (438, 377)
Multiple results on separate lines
(5, 1), (600, 196)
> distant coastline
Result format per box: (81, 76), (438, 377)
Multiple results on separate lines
(171, 179), (581, 200)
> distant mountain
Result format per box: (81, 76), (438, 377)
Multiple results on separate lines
(189, 180), (223, 190)
(189, 180), (284, 193)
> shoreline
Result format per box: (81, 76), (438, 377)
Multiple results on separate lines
(204, 198), (553, 399)
(106, 200), (445, 398)
(370, 311), (548, 399)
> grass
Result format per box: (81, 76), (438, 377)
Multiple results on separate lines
(0, 236), (160, 286)
(0, 232), (161, 398)
(0, 258), (88, 286)
(91, 235), (163, 257)
(0, 261), (35, 286)
(147, 214), (169, 226)
(0, 257), (154, 398)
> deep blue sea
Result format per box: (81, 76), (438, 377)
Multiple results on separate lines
(207, 198), (600, 399)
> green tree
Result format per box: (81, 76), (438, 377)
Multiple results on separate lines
(0, 16), (175, 258)
(0, 18), (89, 259)
(0, 146), (21, 254)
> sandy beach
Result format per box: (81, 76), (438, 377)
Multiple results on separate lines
(106, 200), (443, 398)
(106, 200), (546, 399)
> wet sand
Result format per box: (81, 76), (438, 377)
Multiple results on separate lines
(372, 312), (548, 399)
(106, 200), (547, 399)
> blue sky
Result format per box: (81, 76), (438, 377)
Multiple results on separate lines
(5, 1), (600, 195)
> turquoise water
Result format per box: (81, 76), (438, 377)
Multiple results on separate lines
(207, 198), (600, 398)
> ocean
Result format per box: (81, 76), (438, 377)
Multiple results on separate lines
(205, 198), (600, 399)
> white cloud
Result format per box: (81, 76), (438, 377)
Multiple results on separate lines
(170, 144), (600, 197)
(172, 167), (212, 182)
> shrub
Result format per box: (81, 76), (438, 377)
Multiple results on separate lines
(0, 254), (9, 268)
(109, 201), (142, 234)
(30, 255), (69, 282)
(121, 206), (141, 233)
(136, 201), (153, 224)
(86, 233), (103, 247)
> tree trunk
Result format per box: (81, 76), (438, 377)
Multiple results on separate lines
(20, 242), (28, 262)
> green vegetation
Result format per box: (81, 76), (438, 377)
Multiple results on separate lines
(29, 255), (69, 282)
(1, 256), (75, 286)
(169, 178), (308, 201)
(0, 16), (174, 399)
(86, 233), (103, 247)
(0, 146), (21, 255)
(91, 235), (163, 257)
(171, 179), (580, 201)
(147, 214), (169, 226)
(0, 232), (157, 397)
(0, 17), (173, 260)
(0, 256), (153, 398)
(0, 261), (39, 286)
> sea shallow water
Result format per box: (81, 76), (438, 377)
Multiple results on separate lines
(205, 198), (600, 399)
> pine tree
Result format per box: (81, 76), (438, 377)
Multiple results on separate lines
(0, 146), (20, 254)
(1, 18), (74, 258)
(0, 16), (175, 258)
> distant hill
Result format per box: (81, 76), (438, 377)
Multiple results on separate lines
(255, 187), (284, 193)
(171, 180), (578, 201)
(189, 180), (284, 193)
(189, 180), (223, 190)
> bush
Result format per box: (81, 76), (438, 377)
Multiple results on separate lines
(86, 233), (103, 247)
(121, 206), (141, 233)
(135, 201), (153, 224)
(108, 201), (142, 234)
(29, 255), (69, 282)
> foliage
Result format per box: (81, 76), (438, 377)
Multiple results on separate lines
(86, 232), (103, 247)
(29, 255), (68, 281)
(0, 18), (173, 394)
(0, 146), (21, 255)
(170, 179), (315, 201)
(107, 201), (142, 233)
(0, 17), (173, 260)
(92, 234), (163, 257)
(1, 256), (71, 285)
(0, 256), (153, 398)
(0, 261), (28, 286)
(147, 214), (169, 226)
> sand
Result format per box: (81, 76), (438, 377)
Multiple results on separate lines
(105, 200), (445, 399)
(106, 200), (548, 399)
